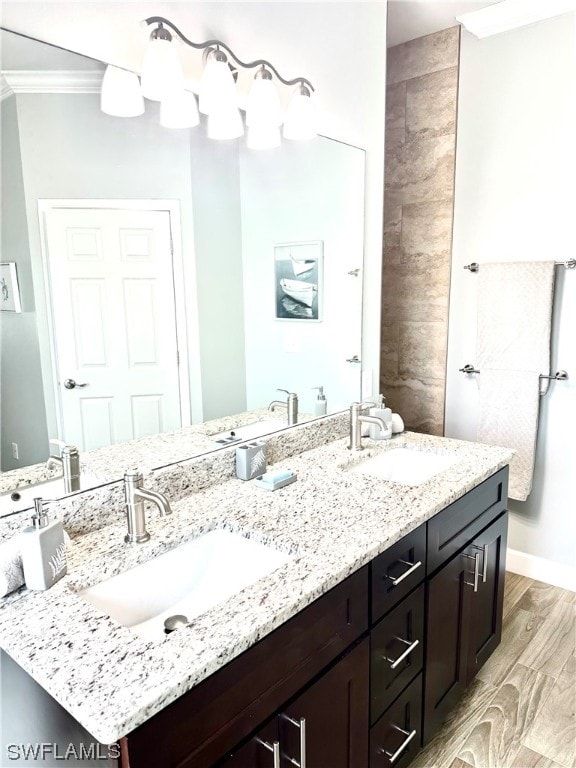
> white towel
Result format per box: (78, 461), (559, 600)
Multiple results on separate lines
(0, 538), (25, 597)
(476, 261), (555, 501)
(0, 530), (71, 597)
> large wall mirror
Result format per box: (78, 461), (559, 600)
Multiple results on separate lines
(0, 27), (365, 509)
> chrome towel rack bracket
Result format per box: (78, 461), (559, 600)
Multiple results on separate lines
(464, 259), (575, 271)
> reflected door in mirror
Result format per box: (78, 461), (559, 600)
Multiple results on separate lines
(43, 205), (183, 450)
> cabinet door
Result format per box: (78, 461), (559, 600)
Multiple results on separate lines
(371, 584), (424, 724)
(279, 639), (369, 768)
(465, 512), (508, 684)
(424, 512), (508, 744)
(370, 673), (423, 768)
(218, 721), (280, 768)
(423, 544), (470, 744)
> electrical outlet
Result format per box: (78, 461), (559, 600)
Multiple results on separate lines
(11, 442), (19, 460)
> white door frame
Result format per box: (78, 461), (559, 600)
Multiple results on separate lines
(37, 199), (192, 442)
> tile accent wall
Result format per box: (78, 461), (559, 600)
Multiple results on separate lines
(380, 27), (460, 435)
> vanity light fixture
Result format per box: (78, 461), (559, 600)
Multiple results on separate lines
(100, 65), (144, 117)
(100, 16), (317, 146)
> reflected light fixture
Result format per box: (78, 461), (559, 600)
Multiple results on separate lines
(100, 16), (317, 148)
(101, 65), (144, 117)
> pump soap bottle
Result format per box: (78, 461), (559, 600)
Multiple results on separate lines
(369, 394), (392, 440)
(21, 498), (67, 590)
(312, 386), (327, 416)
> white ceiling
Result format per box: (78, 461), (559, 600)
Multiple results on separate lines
(386, 0), (503, 47)
(0, 1), (506, 69)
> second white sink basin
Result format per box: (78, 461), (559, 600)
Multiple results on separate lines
(347, 447), (458, 486)
(79, 529), (291, 642)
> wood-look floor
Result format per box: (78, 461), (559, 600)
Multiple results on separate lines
(411, 573), (576, 768)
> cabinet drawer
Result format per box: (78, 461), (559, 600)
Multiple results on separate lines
(427, 466), (508, 575)
(124, 567), (369, 768)
(370, 673), (423, 768)
(371, 584), (424, 725)
(372, 524), (426, 623)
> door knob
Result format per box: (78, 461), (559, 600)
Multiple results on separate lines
(64, 378), (88, 390)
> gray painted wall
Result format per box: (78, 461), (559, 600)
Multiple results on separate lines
(239, 139), (365, 415)
(446, 13), (576, 569)
(189, 128), (247, 421)
(0, 96), (49, 470)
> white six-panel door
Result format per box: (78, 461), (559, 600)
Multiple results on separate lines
(43, 207), (182, 451)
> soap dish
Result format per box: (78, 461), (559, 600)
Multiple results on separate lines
(253, 473), (297, 491)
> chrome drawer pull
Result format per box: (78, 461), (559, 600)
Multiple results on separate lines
(380, 725), (417, 764)
(256, 738), (280, 768)
(385, 559), (422, 587)
(463, 551), (481, 592)
(385, 637), (420, 670)
(472, 543), (489, 583)
(282, 715), (306, 768)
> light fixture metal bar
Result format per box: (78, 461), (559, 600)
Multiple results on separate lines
(144, 16), (315, 91)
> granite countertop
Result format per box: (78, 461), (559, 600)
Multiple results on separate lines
(0, 431), (513, 745)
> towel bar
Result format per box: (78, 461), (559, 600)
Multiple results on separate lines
(464, 259), (575, 271)
(459, 366), (569, 383)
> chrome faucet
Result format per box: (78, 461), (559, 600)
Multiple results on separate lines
(269, 388), (298, 426)
(123, 470), (172, 544)
(348, 402), (388, 451)
(46, 441), (81, 493)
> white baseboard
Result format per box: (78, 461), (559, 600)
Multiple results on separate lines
(506, 548), (576, 592)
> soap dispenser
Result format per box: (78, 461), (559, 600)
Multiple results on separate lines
(20, 498), (67, 590)
(369, 395), (392, 440)
(312, 386), (327, 416)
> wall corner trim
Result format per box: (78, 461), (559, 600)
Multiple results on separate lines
(506, 547), (576, 592)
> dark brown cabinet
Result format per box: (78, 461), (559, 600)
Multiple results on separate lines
(220, 639), (369, 768)
(424, 511), (508, 743)
(116, 466), (509, 768)
(369, 674), (423, 768)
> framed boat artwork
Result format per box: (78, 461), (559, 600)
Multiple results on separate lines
(274, 241), (323, 321)
(0, 262), (22, 313)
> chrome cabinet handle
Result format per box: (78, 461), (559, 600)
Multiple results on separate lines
(384, 637), (420, 670)
(346, 355), (361, 363)
(385, 559), (422, 587)
(256, 738), (280, 768)
(463, 551), (481, 592)
(64, 378), (88, 389)
(472, 543), (489, 583)
(282, 715), (306, 768)
(379, 725), (417, 764)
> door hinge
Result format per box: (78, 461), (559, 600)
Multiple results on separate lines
(176, 350), (180, 367)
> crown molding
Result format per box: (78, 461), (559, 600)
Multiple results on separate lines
(457, 0), (576, 39)
(1, 70), (103, 99)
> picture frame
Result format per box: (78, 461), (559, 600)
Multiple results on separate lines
(274, 241), (323, 322)
(0, 262), (22, 313)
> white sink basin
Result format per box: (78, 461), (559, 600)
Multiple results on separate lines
(212, 418), (285, 445)
(78, 529), (291, 642)
(346, 447), (458, 486)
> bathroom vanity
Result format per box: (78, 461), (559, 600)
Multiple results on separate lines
(0, 426), (513, 768)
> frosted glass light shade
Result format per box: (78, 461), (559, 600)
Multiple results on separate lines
(283, 88), (317, 141)
(199, 55), (238, 115)
(247, 124), (281, 150)
(141, 37), (184, 101)
(160, 89), (200, 129)
(246, 77), (283, 127)
(207, 105), (244, 140)
(100, 65), (144, 117)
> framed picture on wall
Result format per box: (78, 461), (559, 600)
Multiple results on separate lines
(274, 241), (323, 321)
(0, 263), (22, 313)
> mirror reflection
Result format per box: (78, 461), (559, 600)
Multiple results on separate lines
(0, 28), (365, 508)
